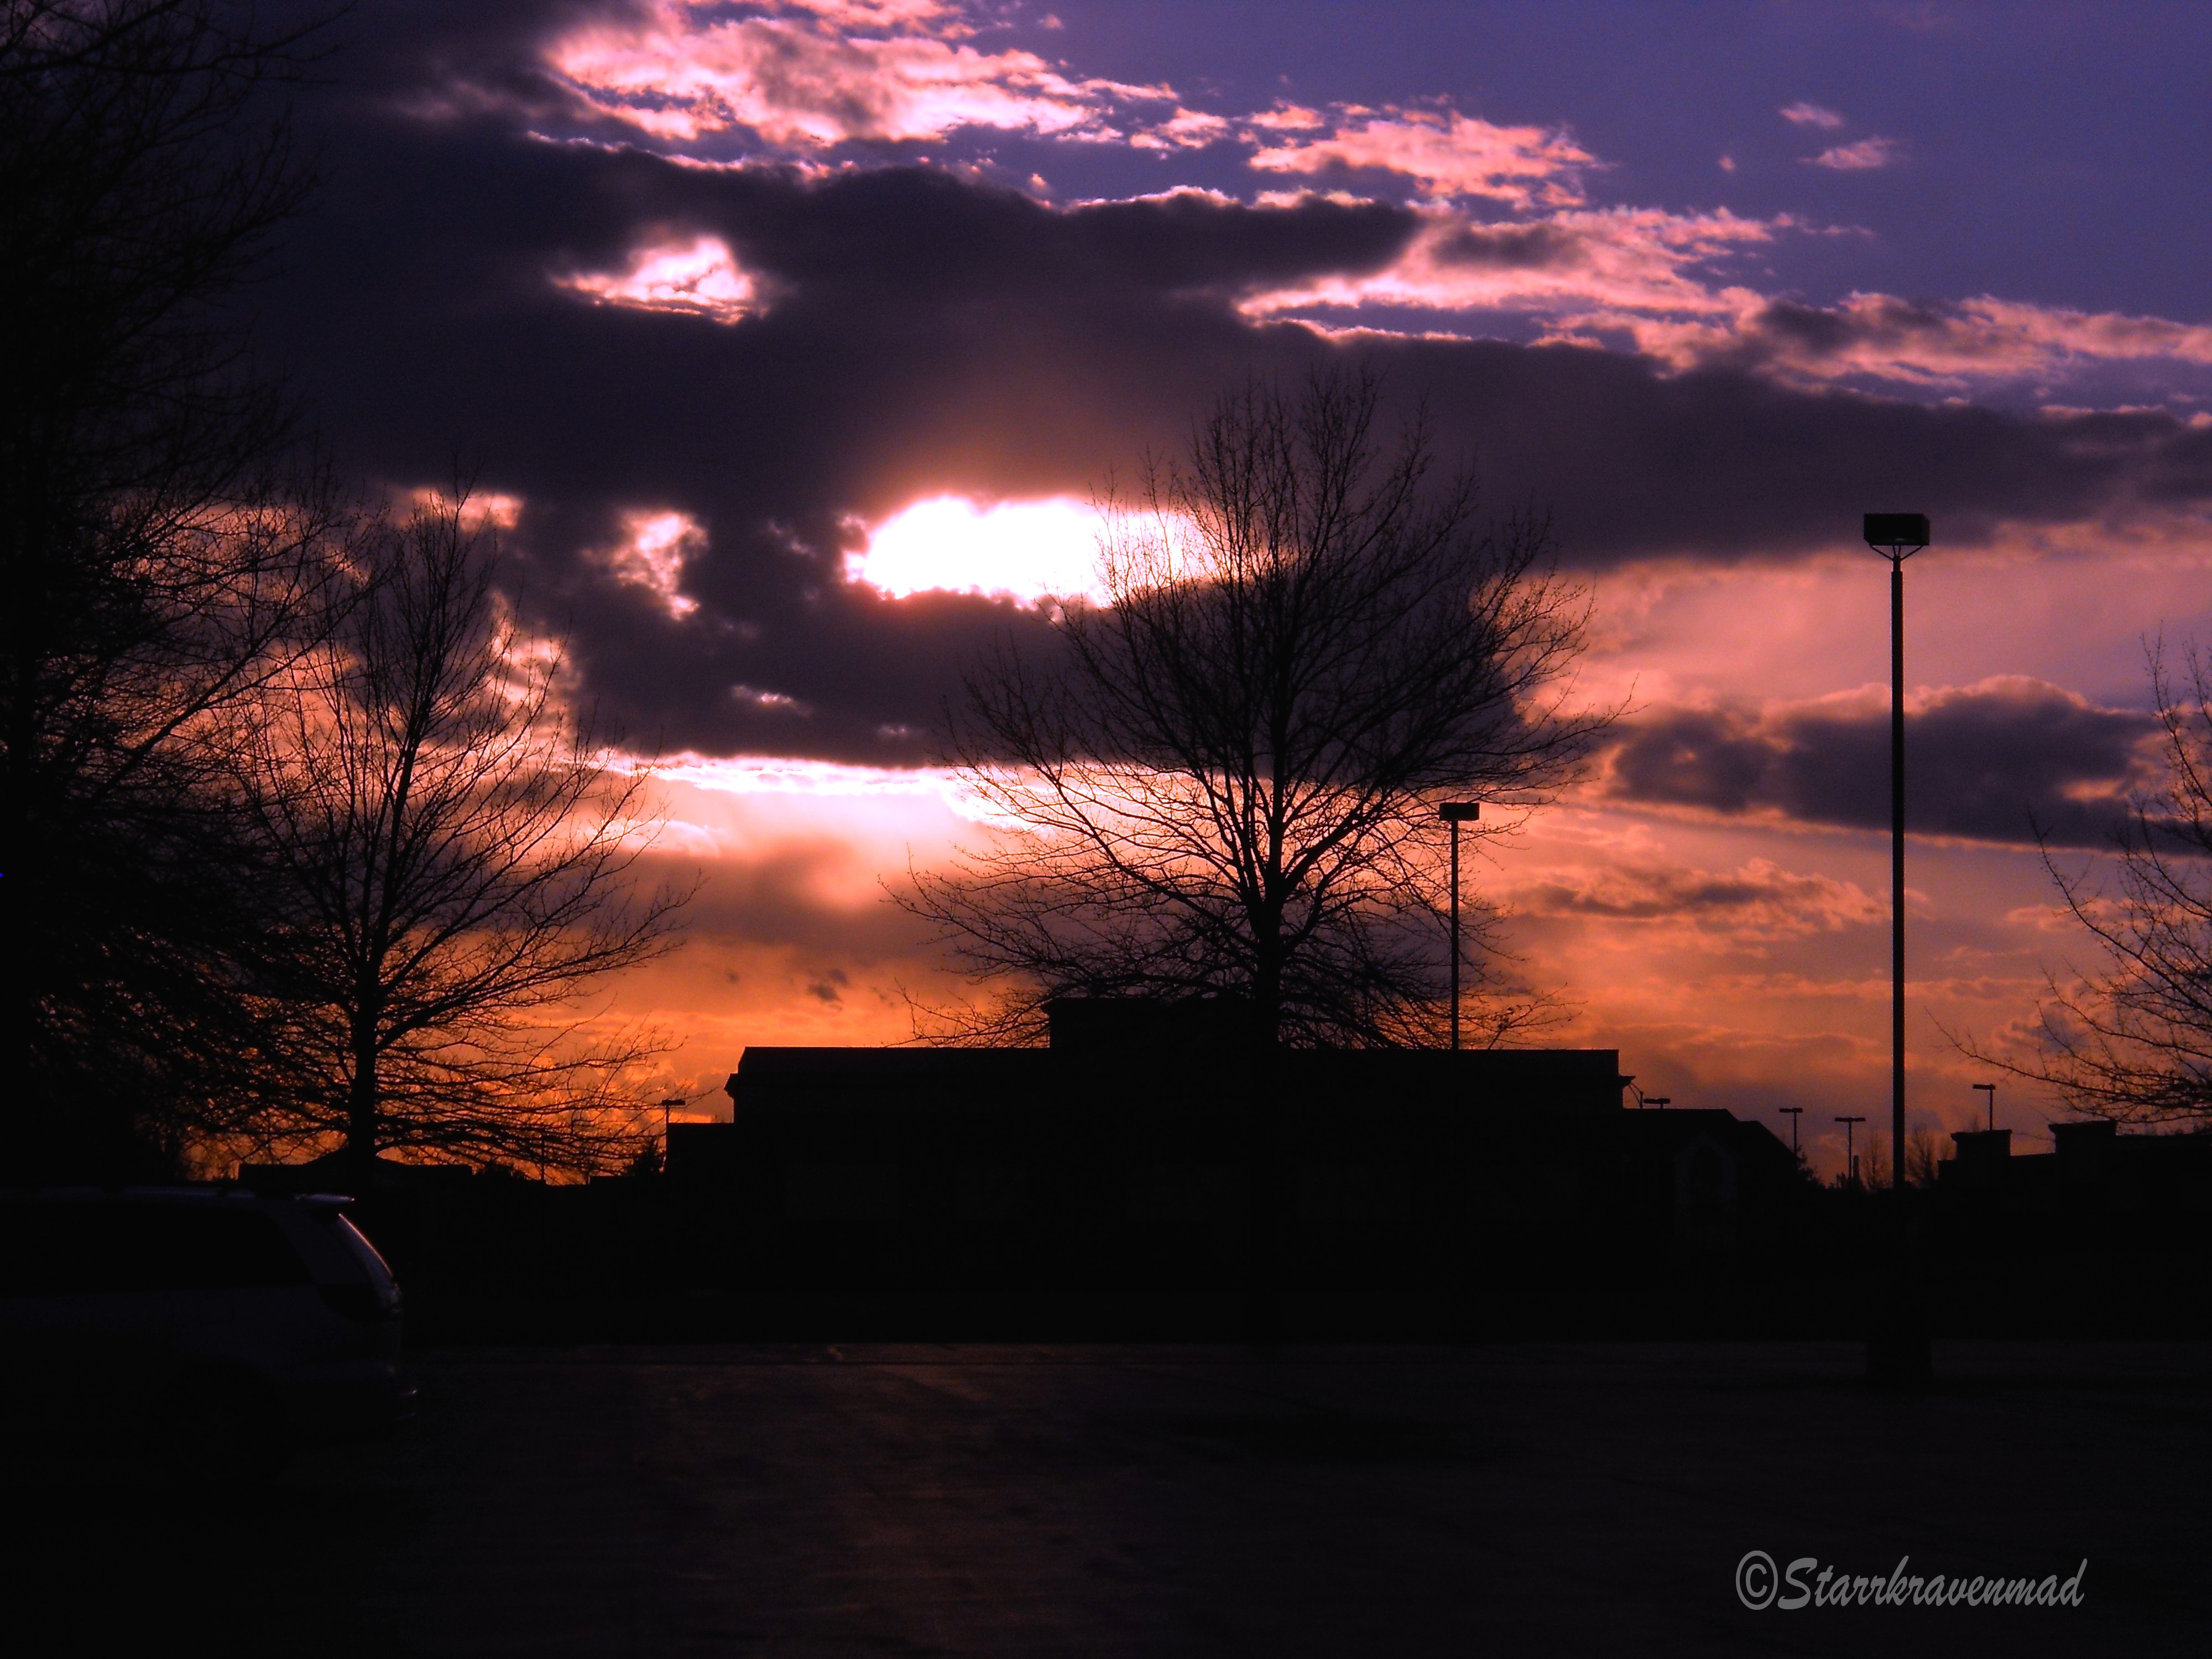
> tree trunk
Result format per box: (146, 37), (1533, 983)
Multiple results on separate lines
(346, 1009), (380, 1194)
(1244, 921), (1289, 1340)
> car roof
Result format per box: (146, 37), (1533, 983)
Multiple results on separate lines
(1, 1186), (352, 1209)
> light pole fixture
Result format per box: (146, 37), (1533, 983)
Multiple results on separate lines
(1973, 1081), (1996, 1133)
(1865, 512), (1929, 1193)
(1779, 1105), (1804, 1158)
(1439, 801), (1480, 1050)
(660, 1094), (687, 1153)
(1835, 1114), (1867, 1186)
(1644, 1095), (1671, 1111)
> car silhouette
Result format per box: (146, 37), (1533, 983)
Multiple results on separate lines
(0, 1188), (414, 1479)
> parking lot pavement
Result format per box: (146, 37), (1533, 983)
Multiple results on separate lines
(10, 1342), (2209, 1656)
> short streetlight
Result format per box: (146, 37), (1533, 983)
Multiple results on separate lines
(1865, 512), (1930, 1192)
(660, 1094), (687, 1152)
(1779, 1105), (1804, 1158)
(1644, 1095), (1671, 1111)
(1835, 1114), (1867, 1186)
(1973, 1081), (1996, 1133)
(1439, 801), (1480, 1050)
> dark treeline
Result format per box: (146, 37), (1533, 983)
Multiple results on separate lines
(2, 1), (685, 1185)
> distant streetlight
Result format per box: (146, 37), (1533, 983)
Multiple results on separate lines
(1865, 512), (1929, 1193)
(1973, 1081), (1996, 1134)
(1779, 1105), (1804, 1157)
(1835, 1114), (1867, 1186)
(660, 1094), (687, 1150)
(1439, 801), (1480, 1050)
(1644, 1095), (1671, 1111)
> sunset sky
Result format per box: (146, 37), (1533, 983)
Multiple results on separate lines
(265, 2), (2212, 1173)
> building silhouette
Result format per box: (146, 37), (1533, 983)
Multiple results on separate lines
(666, 997), (1807, 1333)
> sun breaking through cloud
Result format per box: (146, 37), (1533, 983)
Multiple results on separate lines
(843, 495), (1110, 603)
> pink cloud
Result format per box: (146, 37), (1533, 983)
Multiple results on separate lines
(730, 684), (812, 715)
(1808, 135), (1902, 171)
(592, 509), (708, 618)
(1239, 190), (2212, 403)
(545, 0), (1170, 150)
(1129, 106), (1234, 152)
(1887, 295), (2212, 372)
(1245, 102), (1326, 134)
(404, 486), (524, 531)
(1246, 105), (1593, 206)
(531, 5), (2212, 411)
(1779, 101), (1845, 129)
(780, 1), (972, 28)
(1240, 202), (1781, 325)
(555, 234), (760, 323)
(1672, 292), (2212, 388)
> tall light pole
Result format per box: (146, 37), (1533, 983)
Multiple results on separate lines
(1780, 1105), (1803, 1159)
(1865, 513), (1929, 1192)
(1439, 801), (1480, 1049)
(1973, 1081), (1996, 1133)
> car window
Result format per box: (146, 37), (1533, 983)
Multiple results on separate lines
(0, 1204), (311, 1295)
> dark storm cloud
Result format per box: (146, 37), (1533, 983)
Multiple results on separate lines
(1431, 222), (1584, 270)
(260, 109), (1427, 760)
(1604, 679), (2159, 847)
(1516, 860), (1879, 930)
(327, 0), (639, 119)
(250, 17), (2212, 763)
(1388, 338), (2212, 562)
(1747, 296), (1933, 359)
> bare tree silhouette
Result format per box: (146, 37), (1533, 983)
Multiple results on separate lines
(1904, 1126), (1945, 1187)
(1978, 646), (2212, 1128)
(1861, 1130), (1892, 1190)
(1, 0), (336, 1173)
(904, 370), (1607, 1048)
(237, 496), (693, 1182)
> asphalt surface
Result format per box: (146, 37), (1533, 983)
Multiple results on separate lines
(12, 1341), (2210, 1656)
